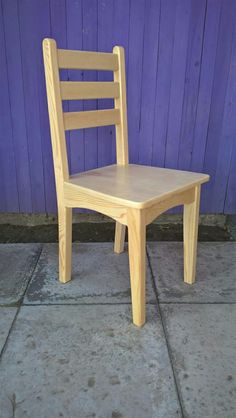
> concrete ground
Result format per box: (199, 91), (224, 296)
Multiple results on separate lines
(0, 242), (235, 418)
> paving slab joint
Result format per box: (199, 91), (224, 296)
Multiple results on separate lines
(0, 246), (43, 362)
(146, 248), (186, 418)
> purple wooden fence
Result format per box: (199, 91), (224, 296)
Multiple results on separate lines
(0, 0), (236, 214)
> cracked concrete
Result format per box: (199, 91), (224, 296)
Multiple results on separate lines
(0, 242), (235, 417)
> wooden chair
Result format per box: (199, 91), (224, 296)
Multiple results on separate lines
(43, 38), (209, 327)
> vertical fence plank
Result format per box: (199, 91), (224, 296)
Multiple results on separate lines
(213, 21), (236, 212)
(82, 0), (98, 171)
(49, 0), (70, 212)
(2, 0), (32, 212)
(38, 1), (56, 213)
(0, 0), (19, 212)
(152, 0), (176, 168)
(164, 0), (191, 169)
(191, 0), (221, 174)
(97, 0), (114, 168)
(66, 0), (84, 175)
(138, 0), (161, 166)
(127, 0), (146, 164)
(202, 0), (236, 212)
(224, 137), (236, 213)
(18, 0), (46, 213)
(112, 0), (130, 164)
(178, 0), (206, 171)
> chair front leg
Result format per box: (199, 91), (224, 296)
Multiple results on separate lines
(114, 222), (126, 254)
(183, 185), (201, 284)
(127, 209), (146, 327)
(58, 206), (72, 283)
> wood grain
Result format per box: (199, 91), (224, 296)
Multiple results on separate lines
(58, 206), (72, 283)
(67, 164), (209, 209)
(114, 222), (126, 253)
(128, 208), (146, 327)
(63, 109), (120, 131)
(183, 185), (201, 284)
(60, 81), (119, 100)
(57, 48), (118, 70)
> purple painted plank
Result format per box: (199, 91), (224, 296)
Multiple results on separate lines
(224, 137), (236, 213)
(213, 22), (236, 212)
(191, 0), (221, 174)
(66, 0), (84, 175)
(152, 0), (176, 168)
(2, 0), (32, 212)
(50, 0), (68, 58)
(0, 1), (19, 211)
(37, 2), (57, 213)
(112, 0), (130, 164)
(50, 0), (71, 170)
(18, 0), (46, 213)
(202, 0), (236, 212)
(164, 0), (191, 169)
(82, 0), (98, 171)
(49, 0), (71, 212)
(178, 0), (206, 171)
(97, 0), (114, 168)
(113, 0), (130, 71)
(138, 0), (161, 166)
(127, 0), (146, 164)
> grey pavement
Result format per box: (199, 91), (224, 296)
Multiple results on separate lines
(25, 243), (155, 304)
(147, 242), (236, 303)
(0, 244), (41, 305)
(0, 242), (235, 418)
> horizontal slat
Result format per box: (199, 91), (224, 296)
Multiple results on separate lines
(58, 49), (118, 70)
(63, 109), (120, 130)
(60, 81), (119, 100)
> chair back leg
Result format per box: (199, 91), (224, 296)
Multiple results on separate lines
(183, 185), (201, 284)
(114, 222), (126, 254)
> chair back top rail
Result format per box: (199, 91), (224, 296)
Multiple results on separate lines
(57, 48), (119, 71)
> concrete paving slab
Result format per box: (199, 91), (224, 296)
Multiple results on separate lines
(147, 242), (236, 302)
(0, 305), (181, 418)
(160, 304), (236, 418)
(0, 307), (17, 353)
(0, 244), (42, 305)
(25, 243), (156, 304)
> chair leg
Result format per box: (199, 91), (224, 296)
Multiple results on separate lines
(114, 222), (126, 253)
(58, 206), (72, 283)
(183, 185), (201, 284)
(128, 209), (146, 327)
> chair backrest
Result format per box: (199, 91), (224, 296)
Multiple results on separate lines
(42, 38), (129, 193)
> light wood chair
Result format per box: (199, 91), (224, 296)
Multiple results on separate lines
(43, 38), (209, 327)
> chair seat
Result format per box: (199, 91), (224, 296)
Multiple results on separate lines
(67, 164), (209, 209)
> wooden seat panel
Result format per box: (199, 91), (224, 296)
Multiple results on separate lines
(67, 164), (209, 209)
